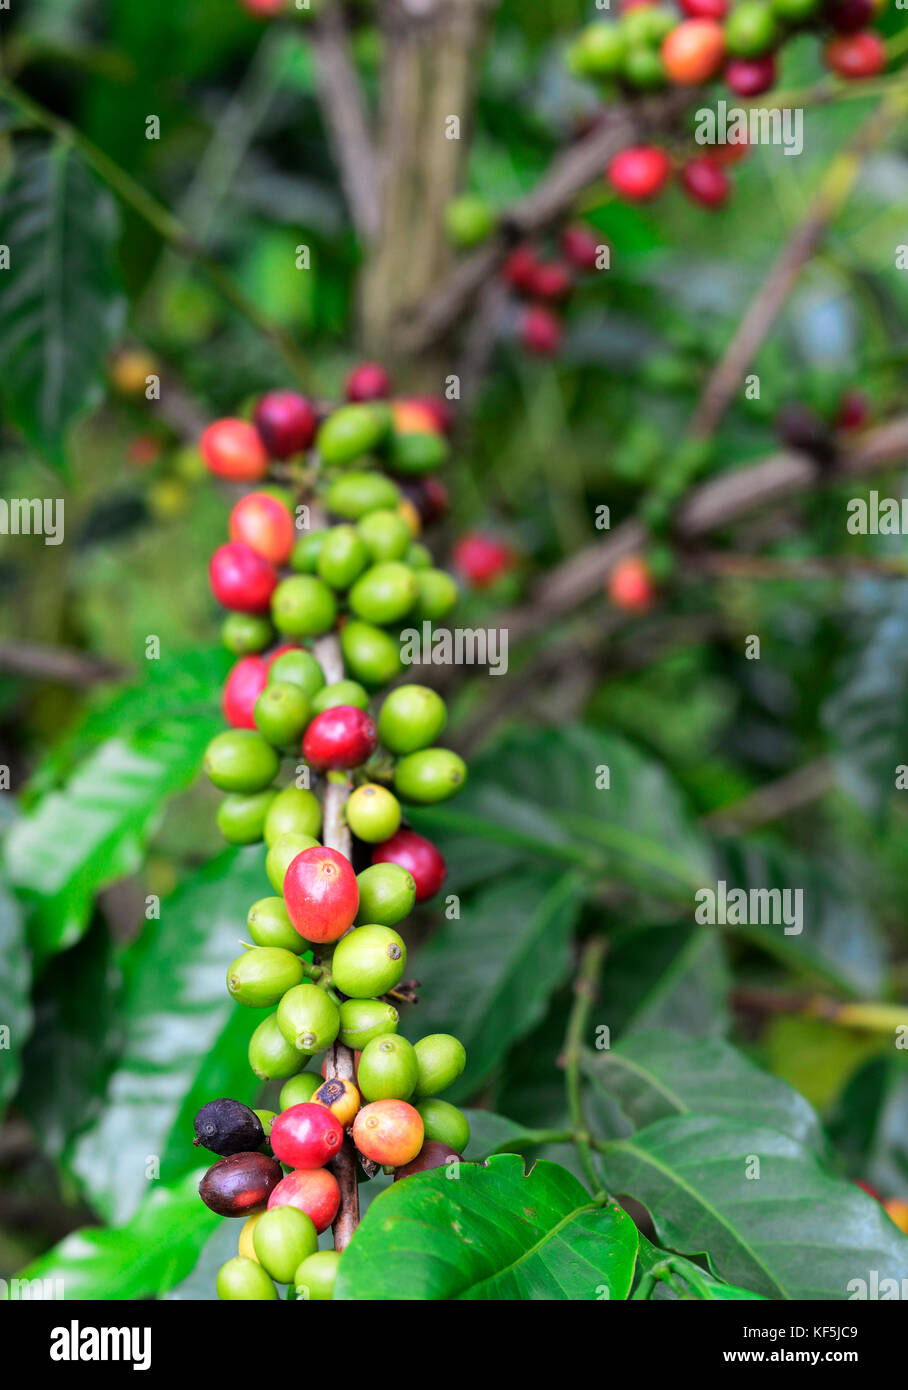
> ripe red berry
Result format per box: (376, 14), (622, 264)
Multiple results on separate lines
(680, 0), (727, 17)
(252, 391), (318, 459)
(267, 1167), (340, 1233)
(407, 395), (454, 436)
(827, 0), (874, 32)
(662, 20), (726, 85)
(372, 829), (446, 903)
(561, 224), (602, 271)
(525, 260), (573, 302)
(201, 419), (269, 482)
(607, 146), (672, 201)
(835, 390), (870, 431)
(302, 706), (378, 771)
(853, 1178), (883, 1201)
(714, 132), (749, 164)
(269, 1103), (344, 1169)
(520, 305), (562, 356)
(229, 491), (296, 565)
(725, 53), (776, 95)
(283, 846), (359, 943)
(353, 1099), (424, 1166)
(825, 30), (886, 78)
(681, 156), (731, 208)
(502, 244), (540, 292)
(210, 542), (278, 614)
(222, 656), (269, 729)
(451, 531), (514, 587)
(241, 0), (287, 15)
(346, 362), (392, 403)
(608, 555), (655, 611)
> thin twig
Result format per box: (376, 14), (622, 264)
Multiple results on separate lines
(309, 4), (380, 241)
(563, 935), (607, 1197)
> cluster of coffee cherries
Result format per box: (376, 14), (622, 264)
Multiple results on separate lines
(192, 366), (473, 1300)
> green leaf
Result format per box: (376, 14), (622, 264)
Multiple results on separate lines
(633, 1235), (766, 1300)
(462, 1109), (541, 1160)
(600, 923), (731, 1038)
(401, 872), (583, 1101)
(69, 846), (268, 1223)
(0, 142), (125, 470)
(3, 1170), (218, 1301)
(335, 1154), (638, 1301)
(830, 1055), (908, 1193)
(602, 1114), (908, 1300)
(410, 724), (714, 896)
(585, 1031), (824, 1151)
(4, 715), (221, 960)
(0, 872), (32, 1106)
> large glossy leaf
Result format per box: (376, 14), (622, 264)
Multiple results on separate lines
(0, 143), (125, 470)
(69, 847), (268, 1223)
(831, 1056), (908, 1194)
(599, 923), (730, 1038)
(586, 1031), (824, 1151)
(4, 716), (221, 960)
(410, 725), (714, 896)
(401, 872), (583, 1101)
(602, 1114), (908, 1300)
(0, 874), (32, 1105)
(335, 1154), (639, 1301)
(633, 1235), (765, 1300)
(3, 1170), (218, 1301)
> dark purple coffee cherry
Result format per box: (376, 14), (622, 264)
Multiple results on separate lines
(393, 1139), (463, 1182)
(199, 1152), (284, 1217)
(775, 404), (835, 467)
(194, 1098), (265, 1157)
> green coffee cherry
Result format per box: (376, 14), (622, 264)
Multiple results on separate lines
(378, 685), (447, 754)
(271, 576), (337, 637)
(349, 562), (418, 625)
(217, 1256), (279, 1301)
(227, 946), (305, 1008)
(253, 1206), (318, 1284)
(331, 924), (406, 998)
(266, 832), (320, 892)
(355, 863), (416, 926)
(340, 620), (404, 687)
(277, 983), (340, 1054)
(264, 787), (322, 846)
(216, 789), (277, 845)
(324, 472), (400, 519)
(416, 1098), (471, 1153)
(724, 1), (777, 56)
(621, 3), (674, 44)
(290, 531), (325, 574)
(413, 569), (458, 622)
(204, 730), (280, 793)
(294, 1250), (340, 1301)
(357, 509), (412, 562)
(394, 748), (467, 803)
(249, 1013), (304, 1081)
(317, 525), (370, 590)
(770, 0), (819, 18)
(338, 998), (399, 1050)
(345, 784), (401, 843)
(311, 679), (370, 715)
(567, 21), (626, 79)
(254, 1109), (277, 1146)
(279, 1073), (321, 1109)
(623, 45), (666, 90)
(254, 681), (310, 747)
(413, 1033), (466, 1097)
(358, 1034), (418, 1101)
(389, 430), (447, 475)
(445, 193), (496, 248)
(268, 649), (325, 699)
(317, 403), (390, 466)
(248, 896), (304, 952)
(405, 541), (432, 570)
(222, 612), (274, 655)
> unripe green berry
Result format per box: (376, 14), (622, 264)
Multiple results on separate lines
(268, 649), (325, 699)
(204, 730), (280, 793)
(277, 983), (341, 1054)
(338, 998), (399, 1050)
(248, 896), (305, 952)
(311, 679), (370, 715)
(249, 1013), (305, 1081)
(567, 21), (626, 79)
(254, 680), (310, 747)
(290, 531), (325, 573)
(222, 612), (274, 655)
(254, 1109), (277, 1146)
(253, 1206), (318, 1284)
(340, 620), (404, 687)
(388, 430), (447, 476)
(330, 924), (406, 998)
(358, 1034), (419, 1101)
(294, 1250), (340, 1301)
(227, 946), (305, 1008)
(271, 575), (337, 637)
(216, 788), (277, 845)
(413, 569), (458, 621)
(356, 509), (412, 562)
(405, 541), (432, 570)
(355, 863), (416, 926)
(345, 784), (402, 843)
(317, 403), (390, 467)
(445, 193), (496, 248)
(349, 562), (418, 625)
(416, 1098), (471, 1152)
(325, 472), (400, 520)
(265, 832), (320, 892)
(621, 3), (674, 44)
(264, 787), (322, 847)
(394, 747), (467, 803)
(724, 2), (777, 56)
(217, 1256), (279, 1301)
(623, 45), (666, 90)
(279, 1073), (321, 1109)
(317, 525), (370, 590)
(413, 1033), (467, 1097)
(378, 685), (447, 754)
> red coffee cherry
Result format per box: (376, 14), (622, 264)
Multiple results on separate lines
(835, 390), (870, 431)
(199, 1151), (284, 1216)
(607, 146), (672, 201)
(827, 0), (874, 32)
(680, 0), (727, 17)
(210, 542), (278, 614)
(269, 1103), (344, 1169)
(661, 20), (726, 85)
(201, 419), (269, 482)
(608, 555), (656, 611)
(681, 156), (731, 208)
(525, 260), (573, 302)
(725, 53), (776, 95)
(267, 1167), (340, 1233)
(229, 491), (296, 565)
(391, 399), (443, 436)
(561, 224), (602, 271)
(825, 30), (886, 78)
(406, 395), (454, 436)
(452, 531), (514, 587)
(353, 1099), (424, 1166)
(241, 0), (288, 15)
(520, 305), (563, 356)
(222, 655), (269, 729)
(346, 362), (393, 402)
(714, 132), (749, 164)
(252, 391), (318, 459)
(372, 829), (446, 903)
(283, 846), (359, 943)
(302, 706), (378, 771)
(502, 244), (540, 292)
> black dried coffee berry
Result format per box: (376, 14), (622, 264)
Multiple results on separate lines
(194, 1097), (265, 1156)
